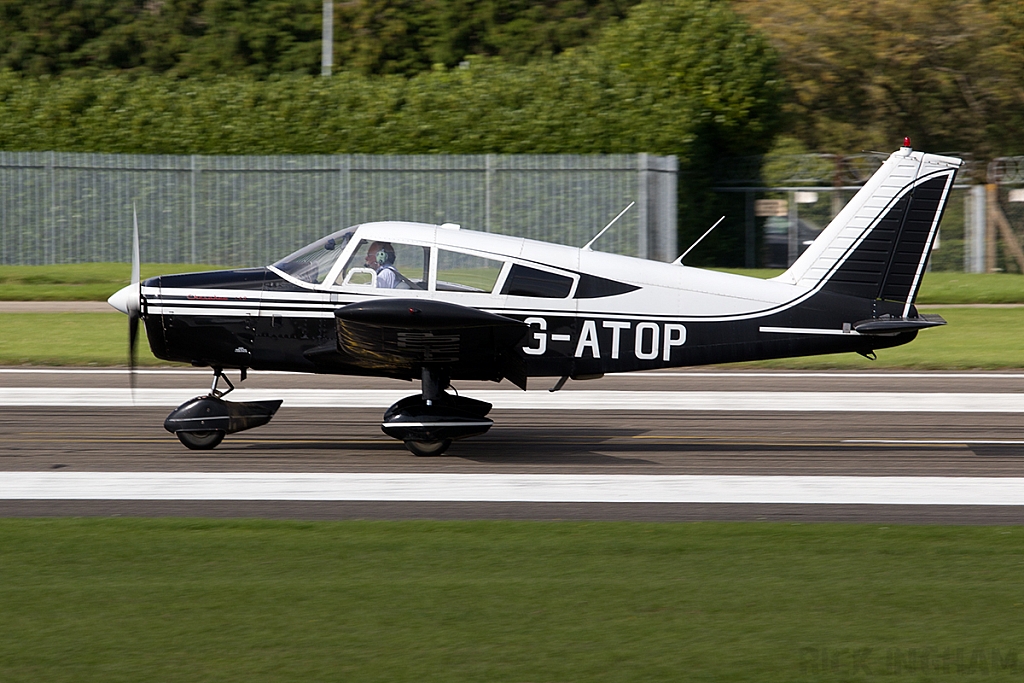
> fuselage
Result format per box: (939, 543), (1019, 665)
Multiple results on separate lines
(136, 220), (910, 383)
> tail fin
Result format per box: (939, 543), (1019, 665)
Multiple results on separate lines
(774, 146), (961, 315)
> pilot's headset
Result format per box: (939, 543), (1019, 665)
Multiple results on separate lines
(373, 243), (396, 268)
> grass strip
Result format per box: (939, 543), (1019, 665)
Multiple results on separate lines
(0, 308), (1021, 368)
(712, 269), (1024, 304)
(0, 313), (162, 366)
(0, 263), (224, 301)
(0, 519), (1022, 682)
(733, 307), (1024, 370)
(917, 272), (1024, 304)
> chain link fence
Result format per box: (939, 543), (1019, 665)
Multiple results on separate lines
(714, 153), (980, 271)
(0, 152), (677, 267)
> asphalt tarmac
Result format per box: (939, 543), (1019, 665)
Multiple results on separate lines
(3, 368), (1024, 523)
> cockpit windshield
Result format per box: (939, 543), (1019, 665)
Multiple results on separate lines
(272, 227), (357, 283)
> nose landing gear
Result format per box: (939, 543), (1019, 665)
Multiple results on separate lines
(164, 367), (282, 450)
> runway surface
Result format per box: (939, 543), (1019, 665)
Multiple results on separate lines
(3, 368), (1024, 523)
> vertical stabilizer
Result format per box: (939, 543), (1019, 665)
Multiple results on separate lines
(774, 146), (961, 314)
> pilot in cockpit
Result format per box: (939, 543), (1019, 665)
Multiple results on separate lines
(365, 241), (399, 288)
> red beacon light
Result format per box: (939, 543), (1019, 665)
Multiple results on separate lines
(902, 136), (911, 148)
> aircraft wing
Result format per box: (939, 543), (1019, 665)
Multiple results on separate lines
(331, 299), (529, 389)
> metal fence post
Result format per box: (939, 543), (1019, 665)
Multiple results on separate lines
(321, 0), (333, 77)
(986, 184), (999, 272)
(787, 190), (798, 266)
(485, 154), (495, 232)
(338, 155), (350, 227)
(637, 153), (649, 259)
(964, 184), (986, 273)
(190, 155), (198, 264)
(662, 155), (678, 262)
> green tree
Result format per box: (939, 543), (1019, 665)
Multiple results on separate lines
(0, 0), (639, 78)
(733, 0), (1024, 164)
(423, 0), (636, 69)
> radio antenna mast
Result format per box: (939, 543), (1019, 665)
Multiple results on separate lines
(583, 202), (635, 251)
(672, 216), (725, 265)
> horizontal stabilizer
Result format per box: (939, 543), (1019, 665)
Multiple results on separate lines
(853, 313), (946, 335)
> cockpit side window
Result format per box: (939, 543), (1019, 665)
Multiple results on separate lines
(272, 228), (355, 284)
(436, 250), (504, 293)
(339, 239), (429, 290)
(500, 264), (574, 298)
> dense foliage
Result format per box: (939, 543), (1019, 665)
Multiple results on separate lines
(0, 0), (638, 78)
(733, 0), (1024, 166)
(0, 0), (779, 156)
(4, 0), (1024, 164)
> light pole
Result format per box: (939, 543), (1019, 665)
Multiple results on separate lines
(321, 0), (333, 76)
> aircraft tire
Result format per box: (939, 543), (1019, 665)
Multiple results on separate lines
(405, 439), (452, 457)
(176, 430), (226, 450)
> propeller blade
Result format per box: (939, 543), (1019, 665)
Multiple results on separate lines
(129, 203), (141, 400)
(131, 203), (140, 290)
(129, 310), (139, 398)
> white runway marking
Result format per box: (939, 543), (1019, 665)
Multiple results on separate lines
(2, 472), (1024, 505)
(2, 388), (1024, 412)
(845, 439), (1024, 445)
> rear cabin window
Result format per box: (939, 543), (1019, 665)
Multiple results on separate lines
(500, 264), (574, 298)
(436, 250), (504, 293)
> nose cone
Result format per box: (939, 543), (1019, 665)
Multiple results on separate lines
(107, 284), (138, 315)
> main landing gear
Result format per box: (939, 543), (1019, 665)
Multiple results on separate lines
(381, 367), (494, 456)
(163, 367), (282, 450)
(163, 366), (489, 457)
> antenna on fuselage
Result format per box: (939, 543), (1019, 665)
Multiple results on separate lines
(672, 216), (725, 265)
(582, 201), (635, 251)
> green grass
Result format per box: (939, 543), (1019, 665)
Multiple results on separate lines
(0, 308), (1021, 368)
(0, 263), (225, 301)
(916, 272), (1024, 304)
(436, 266), (503, 291)
(737, 307), (1024, 370)
(1, 519), (1022, 682)
(0, 313), (163, 366)
(713, 269), (1024, 304)
(4, 264), (1024, 303)
(712, 267), (787, 279)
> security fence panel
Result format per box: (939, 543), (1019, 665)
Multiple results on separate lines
(193, 155), (343, 267)
(714, 153), (976, 271)
(0, 153), (48, 265)
(343, 155), (488, 236)
(0, 152), (676, 267)
(489, 156), (640, 257)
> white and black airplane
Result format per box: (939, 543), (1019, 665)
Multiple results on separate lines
(108, 143), (960, 455)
